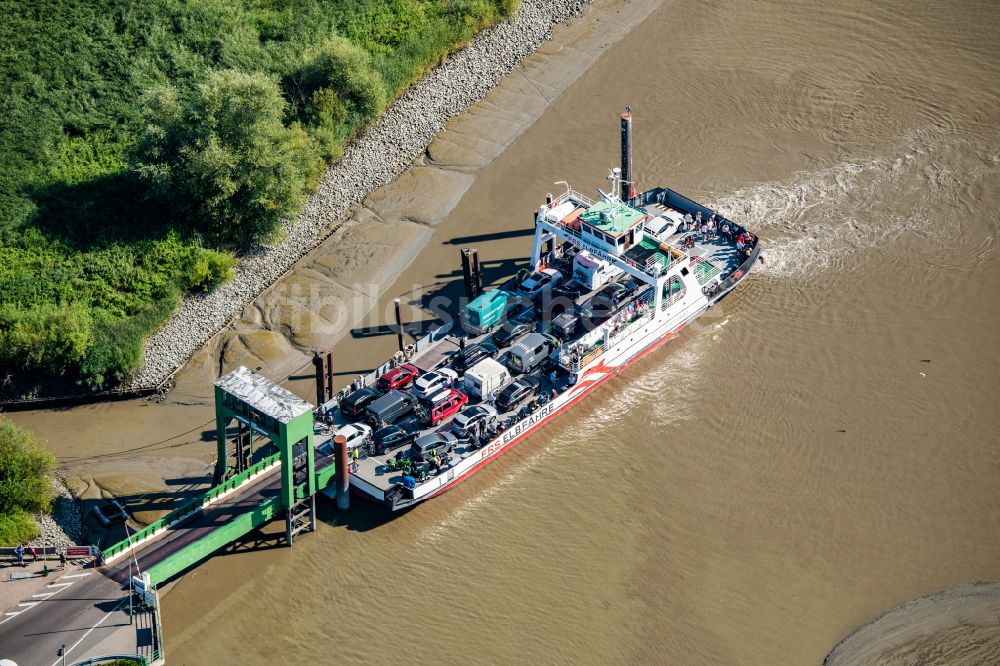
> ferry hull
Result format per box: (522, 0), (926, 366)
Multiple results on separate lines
(349, 298), (711, 511)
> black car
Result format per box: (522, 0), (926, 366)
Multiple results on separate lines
(373, 424), (418, 455)
(579, 282), (631, 321)
(618, 278), (642, 297)
(452, 341), (499, 374)
(340, 386), (382, 420)
(492, 320), (534, 348)
(495, 377), (541, 412)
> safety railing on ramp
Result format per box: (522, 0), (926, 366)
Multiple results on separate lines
(102, 453), (282, 564)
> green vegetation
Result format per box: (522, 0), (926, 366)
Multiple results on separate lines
(0, 417), (56, 545)
(0, 0), (519, 388)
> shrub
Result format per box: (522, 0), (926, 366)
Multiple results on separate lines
(297, 37), (388, 125)
(0, 417), (56, 546)
(0, 302), (94, 373)
(0, 509), (40, 546)
(182, 247), (238, 291)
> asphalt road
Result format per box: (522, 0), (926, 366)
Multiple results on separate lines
(0, 569), (131, 666)
(1, 455), (334, 665)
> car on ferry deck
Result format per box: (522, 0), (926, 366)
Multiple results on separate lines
(491, 319), (534, 348)
(364, 390), (417, 427)
(340, 386), (382, 421)
(373, 423), (418, 455)
(376, 363), (421, 391)
(452, 404), (498, 438)
(332, 423), (373, 453)
(410, 431), (459, 459)
(517, 267), (563, 299)
(412, 368), (459, 402)
(506, 332), (558, 375)
(494, 376), (541, 412)
(451, 341), (499, 375)
(578, 280), (637, 322)
(418, 388), (468, 427)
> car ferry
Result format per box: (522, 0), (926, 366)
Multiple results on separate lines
(319, 110), (761, 510)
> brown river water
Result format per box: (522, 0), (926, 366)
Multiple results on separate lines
(10, 0), (1000, 663)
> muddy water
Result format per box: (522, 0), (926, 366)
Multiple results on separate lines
(13, 0), (1000, 663)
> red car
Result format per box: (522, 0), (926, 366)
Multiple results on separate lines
(376, 363), (421, 391)
(420, 388), (468, 426)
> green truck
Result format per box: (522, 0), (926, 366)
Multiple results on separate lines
(461, 289), (512, 335)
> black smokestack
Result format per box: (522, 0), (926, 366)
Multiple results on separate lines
(620, 107), (633, 201)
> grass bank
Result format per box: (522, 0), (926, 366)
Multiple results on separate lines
(0, 0), (519, 389)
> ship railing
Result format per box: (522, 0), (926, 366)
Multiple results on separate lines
(559, 291), (655, 372)
(713, 238), (762, 295)
(553, 189), (597, 209)
(661, 286), (687, 310)
(689, 255), (723, 286)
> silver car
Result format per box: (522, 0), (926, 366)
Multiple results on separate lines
(451, 404), (498, 438)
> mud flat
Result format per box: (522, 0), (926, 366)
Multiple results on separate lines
(125, 0), (595, 392)
(824, 583), (1000, 666)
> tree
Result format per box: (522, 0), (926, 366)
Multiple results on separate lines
(0, 417), (55, 545)
(137, 69), (320, 245)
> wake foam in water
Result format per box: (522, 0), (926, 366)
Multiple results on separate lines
(709, 133), (1000, 279)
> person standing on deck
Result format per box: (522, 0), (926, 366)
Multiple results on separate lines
(682, 212), (693, 232)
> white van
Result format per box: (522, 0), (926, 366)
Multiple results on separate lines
(573, 250), (623, 290)
(464, 357), (511, 401)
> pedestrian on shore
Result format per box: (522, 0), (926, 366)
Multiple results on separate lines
(59, 550), (67, 569)
(15, 543), (24, 567)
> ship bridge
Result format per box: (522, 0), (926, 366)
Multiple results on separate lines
(530, 184), (701, 314)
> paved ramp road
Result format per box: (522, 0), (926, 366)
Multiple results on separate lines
(0, 570), (131, 666)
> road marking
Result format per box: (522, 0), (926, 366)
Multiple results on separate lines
(0, 578), (76, 626)
(62, 572), (92, 579)
(49, 595), (128, 666)
(17, 602), (39, 608)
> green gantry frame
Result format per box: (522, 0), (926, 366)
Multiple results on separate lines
(214, 366), (315, 509)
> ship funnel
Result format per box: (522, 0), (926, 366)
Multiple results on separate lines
(620, 107), (634, 202)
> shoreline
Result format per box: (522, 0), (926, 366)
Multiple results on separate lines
(124, 0), (592, 393)
(1, 0), (592, 406)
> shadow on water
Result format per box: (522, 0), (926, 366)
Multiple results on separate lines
(315, 494), (407, 533)
(443, 228), (534, 245)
